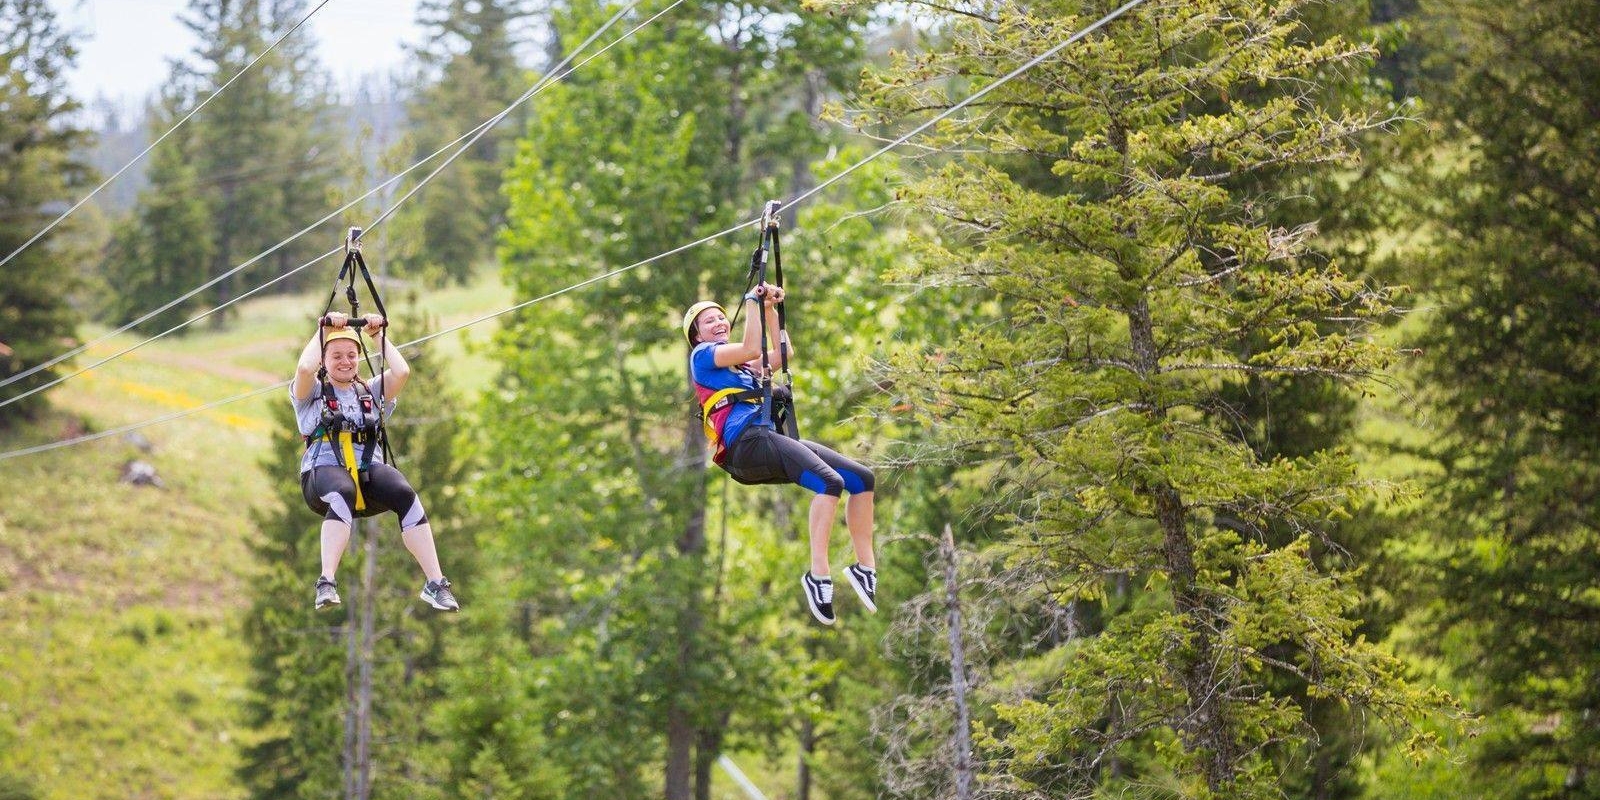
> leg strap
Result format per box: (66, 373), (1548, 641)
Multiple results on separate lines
(337, 430), (366, 511)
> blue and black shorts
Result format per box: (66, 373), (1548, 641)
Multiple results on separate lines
(722, 425), (874, 497)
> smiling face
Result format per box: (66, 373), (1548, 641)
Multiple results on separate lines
(324, 338), (361, 384)
(692, 307), (731, 345)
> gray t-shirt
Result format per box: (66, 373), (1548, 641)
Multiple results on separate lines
(293, 377), (397, 474)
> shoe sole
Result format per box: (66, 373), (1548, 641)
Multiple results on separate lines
(315, 596), (340, 610)
(419, 591), (459, 612)
(800, 575), (835, 626)
(846, 569), (877, 613)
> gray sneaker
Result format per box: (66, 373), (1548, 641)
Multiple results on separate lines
(420, 578), (459, 612)
(314, 576), (341, 610)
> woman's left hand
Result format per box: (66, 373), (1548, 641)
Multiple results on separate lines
(362, 314), (387, 336)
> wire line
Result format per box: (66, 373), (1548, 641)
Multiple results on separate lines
(0, 0), (1144, 462)
(0, 0), (670, 405)
(0, 0), (335, 272)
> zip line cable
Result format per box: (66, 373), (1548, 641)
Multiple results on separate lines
(0, 0), (665, 408)
(0, 246), (343, 414)
(361, 0), (675, 236)
(788, 0), (1146, 209)
(0, 382), (293, 462)
(411, 0), (1149, 342)
(0, 0), (1146, 463)
(0, 0), (335, 273)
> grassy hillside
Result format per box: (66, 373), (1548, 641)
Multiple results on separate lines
(0, 271), (505, 800)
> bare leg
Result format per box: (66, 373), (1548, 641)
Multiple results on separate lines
(401, 523), (445, 582)
(320, 518), (351, 579)
(846, 491), (875, 569)
(809, 494), (841, 576)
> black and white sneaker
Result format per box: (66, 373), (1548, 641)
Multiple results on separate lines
(801, 572), (835, 625)
(845, 563), (877, 613)
(314, 576), (341, 610)
(420, 578), (459, 612)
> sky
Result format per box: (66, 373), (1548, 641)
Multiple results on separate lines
(50, 0), (426, 105)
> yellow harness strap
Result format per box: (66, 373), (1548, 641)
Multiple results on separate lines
(699, 388), (750, 443)
(336, 430), (366, 511)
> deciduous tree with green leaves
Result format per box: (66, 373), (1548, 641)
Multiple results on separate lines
(828, 0), (1459, 795)
(467, 2), (868, 798)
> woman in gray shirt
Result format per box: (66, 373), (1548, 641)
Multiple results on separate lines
(291, 312), (458, 612)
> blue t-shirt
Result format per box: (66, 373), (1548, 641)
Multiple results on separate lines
(292, 377), (396, 474)
(690, 342), (768, 449)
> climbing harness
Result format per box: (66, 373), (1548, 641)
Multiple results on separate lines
(306, 228), (394, 512)
(688, 200), (801, 458)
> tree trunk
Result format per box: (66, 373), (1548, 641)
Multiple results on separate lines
(665, 713), (695, 800)
(694, 723), (725, 800)
(1128, 295), (1238, 790)
(784, 69), (823, 226)
(796, 714), (815, 800)
(353, 517), (378, 800)
(341, 581), (356, 800)
(941, 525), (975, 800)
(667, 403), (709, 800)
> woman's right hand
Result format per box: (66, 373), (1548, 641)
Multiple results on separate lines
(322, 311), (349, 328)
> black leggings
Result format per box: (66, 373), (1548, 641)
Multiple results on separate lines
(301, 464), (428, 530)
(723, 425), (875, 497)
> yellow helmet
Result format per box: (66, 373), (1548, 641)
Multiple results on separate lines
(322, 328), (361, 349)
(681, 300), (724, 345)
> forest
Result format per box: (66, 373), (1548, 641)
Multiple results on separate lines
(1, 0), (1597, 798)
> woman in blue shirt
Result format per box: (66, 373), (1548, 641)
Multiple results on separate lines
(684, 286), (877, 625)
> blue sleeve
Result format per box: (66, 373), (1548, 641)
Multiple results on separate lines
(691, 343), (719, 383)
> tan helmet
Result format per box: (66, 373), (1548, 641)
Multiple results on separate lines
(322, 328), (361, 350)
(682, 300), (724, 345)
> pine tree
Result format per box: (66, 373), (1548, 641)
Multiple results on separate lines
(0, 0), (93, 425)
(390, 0), (534, 285)
(176, 0), (341, 322)
(1408, 0), (1600, 793)
(103, 85), (215, 336)
(831, 0), (1459, 795)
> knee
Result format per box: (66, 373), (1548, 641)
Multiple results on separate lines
(843, 466), (874, 495)
(320, 490), (355, 526)
(398, 495), (428, 532)
(801, 468), (845, 497)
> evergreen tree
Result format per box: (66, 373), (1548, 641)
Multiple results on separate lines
(103, 85), (215, 335)
(1408, 0), (1600, 793)
(391, 0), (534, 285)
(830, 0), (1458, 795)
(0, 0), (92, 425)
(176, 0), (341, 322)
(238, 400), (348, 800)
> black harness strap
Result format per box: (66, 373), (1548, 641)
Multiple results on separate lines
(310, 227), (395, 470)
(738, 200), (799, 439)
